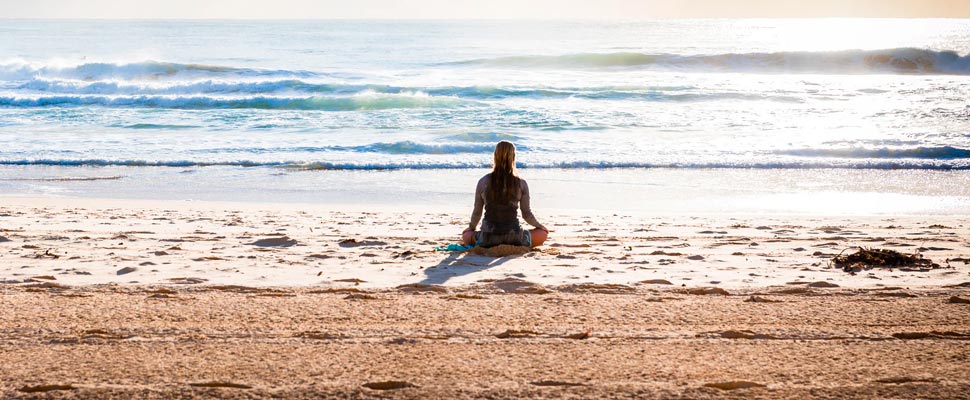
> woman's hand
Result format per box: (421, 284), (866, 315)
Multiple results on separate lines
(463, 227), (475, 233)
(538, 225), (552, 233)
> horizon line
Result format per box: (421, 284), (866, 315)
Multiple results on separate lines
(2, 16), (970, 20)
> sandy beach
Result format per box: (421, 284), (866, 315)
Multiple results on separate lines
(2, 197), (969, 398)
(3, 9), (970, 399)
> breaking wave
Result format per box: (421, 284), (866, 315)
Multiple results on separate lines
(12, 79), (803, 102)
(0, 93), (473, 111)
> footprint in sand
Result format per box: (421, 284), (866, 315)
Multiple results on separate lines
(362, 381), (415, 390)
(396, 283), (448, 293)
(704, 381), (766, 390)
(557, 283), (634, 294)
(116, 267), (137, 275)
(686, 287), (730, 295)
(874, 377), (940, 384)
(339, 238), (388, 248)
(249, 236), (298, 247)
(495, 329), (541, 339)
(168, 277), (207, 284)
(745, 296), (782, 303)
(189, 382), (252, 389)
(18, 384), (76, 393)
(490, 278), (550, 294)
(892, 331), (970, 340)
(530, 380), (585, 387)
(344, 293), (380, 300)
(714, 330), (777, 340)
(807, 281), (839, 288)
(639, 279), (673, 285)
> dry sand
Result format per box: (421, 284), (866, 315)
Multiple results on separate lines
(1, 197), (969, 398)
(1, 197), (968, 289)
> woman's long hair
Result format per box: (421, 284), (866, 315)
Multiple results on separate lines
(487, 141), (521, 203)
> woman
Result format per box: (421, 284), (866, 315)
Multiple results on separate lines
(462, 141), (549, 248)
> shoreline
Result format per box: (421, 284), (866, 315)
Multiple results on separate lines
(3, 166), (970, 216)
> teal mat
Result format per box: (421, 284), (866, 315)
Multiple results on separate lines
(434, 243), (477, 252)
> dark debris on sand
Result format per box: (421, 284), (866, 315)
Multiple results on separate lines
(832, 247), (939, 273)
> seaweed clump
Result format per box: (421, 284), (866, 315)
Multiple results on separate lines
(832, 247), (939, 273)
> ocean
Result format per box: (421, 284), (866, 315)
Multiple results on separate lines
(1, 19), (969, 214)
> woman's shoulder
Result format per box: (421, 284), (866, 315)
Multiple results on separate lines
(476, 173), (491, 189)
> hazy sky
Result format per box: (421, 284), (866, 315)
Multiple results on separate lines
(3, 0), (970, 19)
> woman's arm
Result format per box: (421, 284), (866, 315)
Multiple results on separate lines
(467, 177), (487, 231)
(520, 179), (545, 230)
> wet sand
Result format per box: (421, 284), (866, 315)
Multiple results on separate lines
(1, 284), (969, 399)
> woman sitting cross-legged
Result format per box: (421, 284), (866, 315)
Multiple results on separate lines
(462, 141), (549, 248)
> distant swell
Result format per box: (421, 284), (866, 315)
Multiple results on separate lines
(0, 94), (472, 111)
(18, 79), (353, 95)
(451, 48), (970, 75)
(0, 60), (313, 81)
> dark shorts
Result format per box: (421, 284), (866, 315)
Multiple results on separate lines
(475, 229), (532, 248)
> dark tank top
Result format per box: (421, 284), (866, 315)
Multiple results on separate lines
(483, 199), (521, 234)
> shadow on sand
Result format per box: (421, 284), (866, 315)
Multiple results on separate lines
(419, 250), (524, 285)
